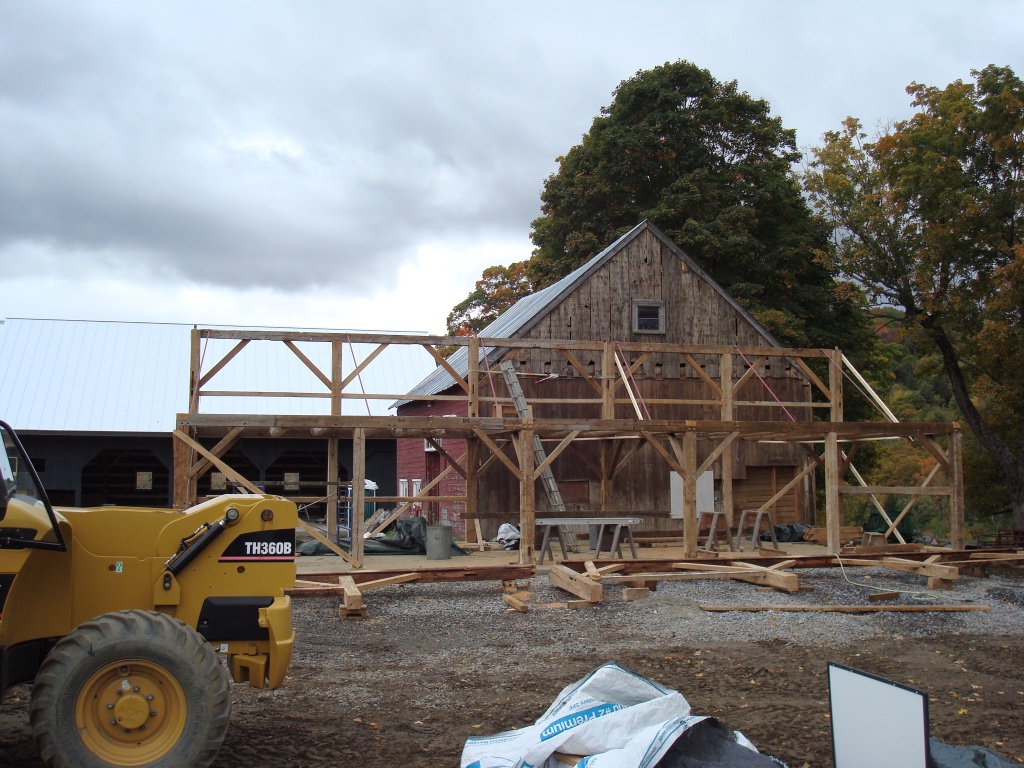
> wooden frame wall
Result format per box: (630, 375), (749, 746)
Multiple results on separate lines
(172, 329), (963, 567)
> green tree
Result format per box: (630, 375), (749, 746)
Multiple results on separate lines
(805, 66), (1024, 527)
(529, 59), (868, 350)
(446, 261), (531, 336)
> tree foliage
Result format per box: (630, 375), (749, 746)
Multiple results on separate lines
(446, 261), (531, 336)
(805, 65), (1024, 526)
(529, 60), (869, 350)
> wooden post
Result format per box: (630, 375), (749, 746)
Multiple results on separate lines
(518, 427), (536, 565)
(601, 342), (615, 420)
(824, 432), (840, 554)
(720, 352), (734, 527)
(326, 437), (339, 539)
(950, 428), (965, 550)
(351, 428), (365, 567)
(683, 430), (698, 558)
(468, 336), (480, 418)
(465, 436), (480, 539)
(600, 440), (614, 511)
(829, 348), (844, 423)
(188, 328), (201, 414)
(327, 339), (343, 540)
(172, 421), (195, 509)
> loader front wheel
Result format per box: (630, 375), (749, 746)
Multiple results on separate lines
(30, 610), (230, 768)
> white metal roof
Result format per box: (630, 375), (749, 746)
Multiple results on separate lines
(0, 318), (436, 433)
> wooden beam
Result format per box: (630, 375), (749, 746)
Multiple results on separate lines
(283, 340), (332, 390)
(548, 563), (603, 602)
(188, 426), (245, 479)
(172, 428), (262, 494)
(351, 427), (366, 565)
(425, 437), (467, 479)
(297, 519), (359, 567)
(681, 353), (723, 397)
(535, 430), (581, 477)
(699, 604), (988, 613)
(560, 348), (604, 396)
(696, 431), (739, 477)
(339, 342), (388, 391)
(840, 486), (951, 496)
(422, 343), (470, 394)
(197, 339), (250, 388)
(518, 427), (536, 565)
(824, 432), (840, 554)
(472, 428), (522, 480)
(950, 429), (965, 550)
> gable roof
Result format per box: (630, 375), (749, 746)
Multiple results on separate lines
(399, 221), (781, 402)
(0, 318), (437, 434)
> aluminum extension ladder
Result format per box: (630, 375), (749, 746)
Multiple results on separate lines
(499, 361), (579, 553)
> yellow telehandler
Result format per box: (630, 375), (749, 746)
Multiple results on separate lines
(0, 420), (296, 767)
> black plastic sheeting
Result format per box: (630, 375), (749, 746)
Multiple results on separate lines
(928, 738), (1018, 768)
(297, 517), (468, 557)
(655, 719), (786, 767)
(763, 523), (809, 543)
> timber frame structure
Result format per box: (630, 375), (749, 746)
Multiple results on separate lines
(173, 328), (964, 568)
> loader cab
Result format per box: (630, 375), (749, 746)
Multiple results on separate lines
(0, 421), (66, 552)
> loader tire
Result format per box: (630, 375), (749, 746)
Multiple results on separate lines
(29, 610), (230, 768)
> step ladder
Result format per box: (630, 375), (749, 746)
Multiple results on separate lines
(499, 361), (579, 553)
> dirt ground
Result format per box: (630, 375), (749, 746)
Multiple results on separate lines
(1, 581), (1022, 767)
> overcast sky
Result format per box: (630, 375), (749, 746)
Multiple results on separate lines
(2, 1), (1020, 334)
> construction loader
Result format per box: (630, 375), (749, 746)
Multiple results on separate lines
(0, 420), (296, 767)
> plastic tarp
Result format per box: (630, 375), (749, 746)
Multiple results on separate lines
(928, 738), (1018, 768)
(461, 663), (784, 768)
(296, 517), (467, 557)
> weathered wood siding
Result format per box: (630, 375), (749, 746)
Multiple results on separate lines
(475, 228), (815, 529)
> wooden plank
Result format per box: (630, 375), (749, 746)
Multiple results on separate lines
(304, 565), (536, 585)
(337, 576), (363, 611)
(840, 486), (951, 496)
(852, 543), (925, 555)
(172, 428), (262, 494)
(502, 593), (529, 612)
(297, 519), (360, 567)
(197, 339), (250, 388)
(699, 604), (989, 613)
(357, 573), (421, 590)
(548, 563), (603, 602)
(842, 557), (959, 580)
(472, 429), (522, 480)
(283, 339), (333, 390)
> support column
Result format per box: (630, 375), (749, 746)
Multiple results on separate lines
(600, 441), (614, 511)
(518, 428), (536, 565)
(468, 336), (480, 418)
(720, 352), (734, 527)
(950, 428), (965, 550)
(829, 348), (844, 423)
(326, 437), (339, 539)
(172, 423), (196, 509)
(351, 428), (366, 567)
(824, 431), (840, 554)
(601, 342), (615, 420)
(683, 430), (698, 558)
(465, 437), (480, 543)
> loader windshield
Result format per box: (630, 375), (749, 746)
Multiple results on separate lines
(2, 426), (41, 507)
(0, 421), (65, 549)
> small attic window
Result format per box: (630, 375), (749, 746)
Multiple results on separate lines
(632, 301), (665, 334)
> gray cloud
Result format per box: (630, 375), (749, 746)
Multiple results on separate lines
(1, 1), (1021, 302)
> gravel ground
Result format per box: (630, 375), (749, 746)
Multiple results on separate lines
(1, 564), (1022, 767)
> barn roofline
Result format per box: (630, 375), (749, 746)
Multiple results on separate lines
(395, 221), (782, 405)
